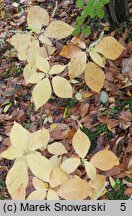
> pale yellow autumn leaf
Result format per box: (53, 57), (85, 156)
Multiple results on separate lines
(94, 36), (125, 60)
(90, 149), (119, 171)
(44, 21), (74, 39)
(49, 166), (68, 188)
(32, 78), (52, 110)
(33, 177), (48, 191)
(50, 155), (62, 167)
(10, 122), (30, 153)
(49, 65), (66, 75)
(27, 42), (48, 66)
(68, 52), (86, 79)
(6, 160), (28, 199)
(52, 76), (72, 98)
(28, 128), (50, 151)
(89, 50), (106, 68)
(27, 153), (53, 183)
(84, 161), (96, 180)
(72, 129), (91, 158)
(39, 35), (52, 46)
(84, 62), (105, 93)
(1, 146), (23, 160)
(27, 6), (49, 33)
(27, 190), (46, 200)
(57, 177), (93, 200)
(23, 64), (44, 85)
(14, 185), (26, 200)
(26, 40), (40, 66)
(60, 158), (80, 174)
(47, 46), (56, 56)
(47, 142), (67, 155)
(89, 174), (106, 193)
(35, 56), (50, 73)
(8, 33), (32, 60)
(47, 189), (59, 200)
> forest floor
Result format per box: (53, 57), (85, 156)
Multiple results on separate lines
(0, 0), (132, 200)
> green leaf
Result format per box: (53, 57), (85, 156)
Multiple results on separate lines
(101, 0), (110, 5)
(76, 0), (84, 8)
(90, 9), (96, 18)
(72, 26), (81, 36)
(82, 26), (91, 35)
(76, 16), (85, 25)
(87, 0), (94, 6)
(96, 8), (105, 18)
(82, 5), (91, 17)
(93, 2), (103, 9)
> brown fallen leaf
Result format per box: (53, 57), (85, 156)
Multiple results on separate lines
(60, 44), (81, 59)
(124, 188), (132, 196)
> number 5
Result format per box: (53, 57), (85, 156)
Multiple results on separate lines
(120, 203), (126, 211)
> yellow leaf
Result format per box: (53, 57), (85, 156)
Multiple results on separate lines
(52, 76), (72, 98)
(49, 65), (66, 75)
(28, 128), (50, 151)
(26, 40), (40, 65)
(47, 189), (59, 200)
(49, 166), (68, 188)
(94, 36), (125, 60)
(109, 176), (115, 188)
(10, 122), (30, 153)
(90, 149), (119, 171)
(68, 52), (86, 78)
(6, 160), (28, 199)
(27, 6), (49, 33)
(57, 177), (93, 200)
(32, 78), (52, 110)
(47, 142), (67, 155)
(47, 46), (56, 56)
(89, 174), (106, 193)
(89, 50), (106, 67)
(27, 42), (48, 66)
(27, 153), (53, 182)
(72, 129), (91, 158)
(1, 146), (23, 160)
(39, 35), (52, 46)
(23, 64), (44, 85)
(33, 177), (48, 191)
(44, 21), (74, 39)
(8, 33), (32, 61)
(84, 62), (105, 93)
(35, 56), (50, 73)
(14, 185), (26, 200)
(27, 190), (46, 200)
(60, 158), (80, 174)
(50, 155), (62, 167)
(84, 161), (96, 180)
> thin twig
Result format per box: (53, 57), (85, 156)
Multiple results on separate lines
(52, 1), (58, 18)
